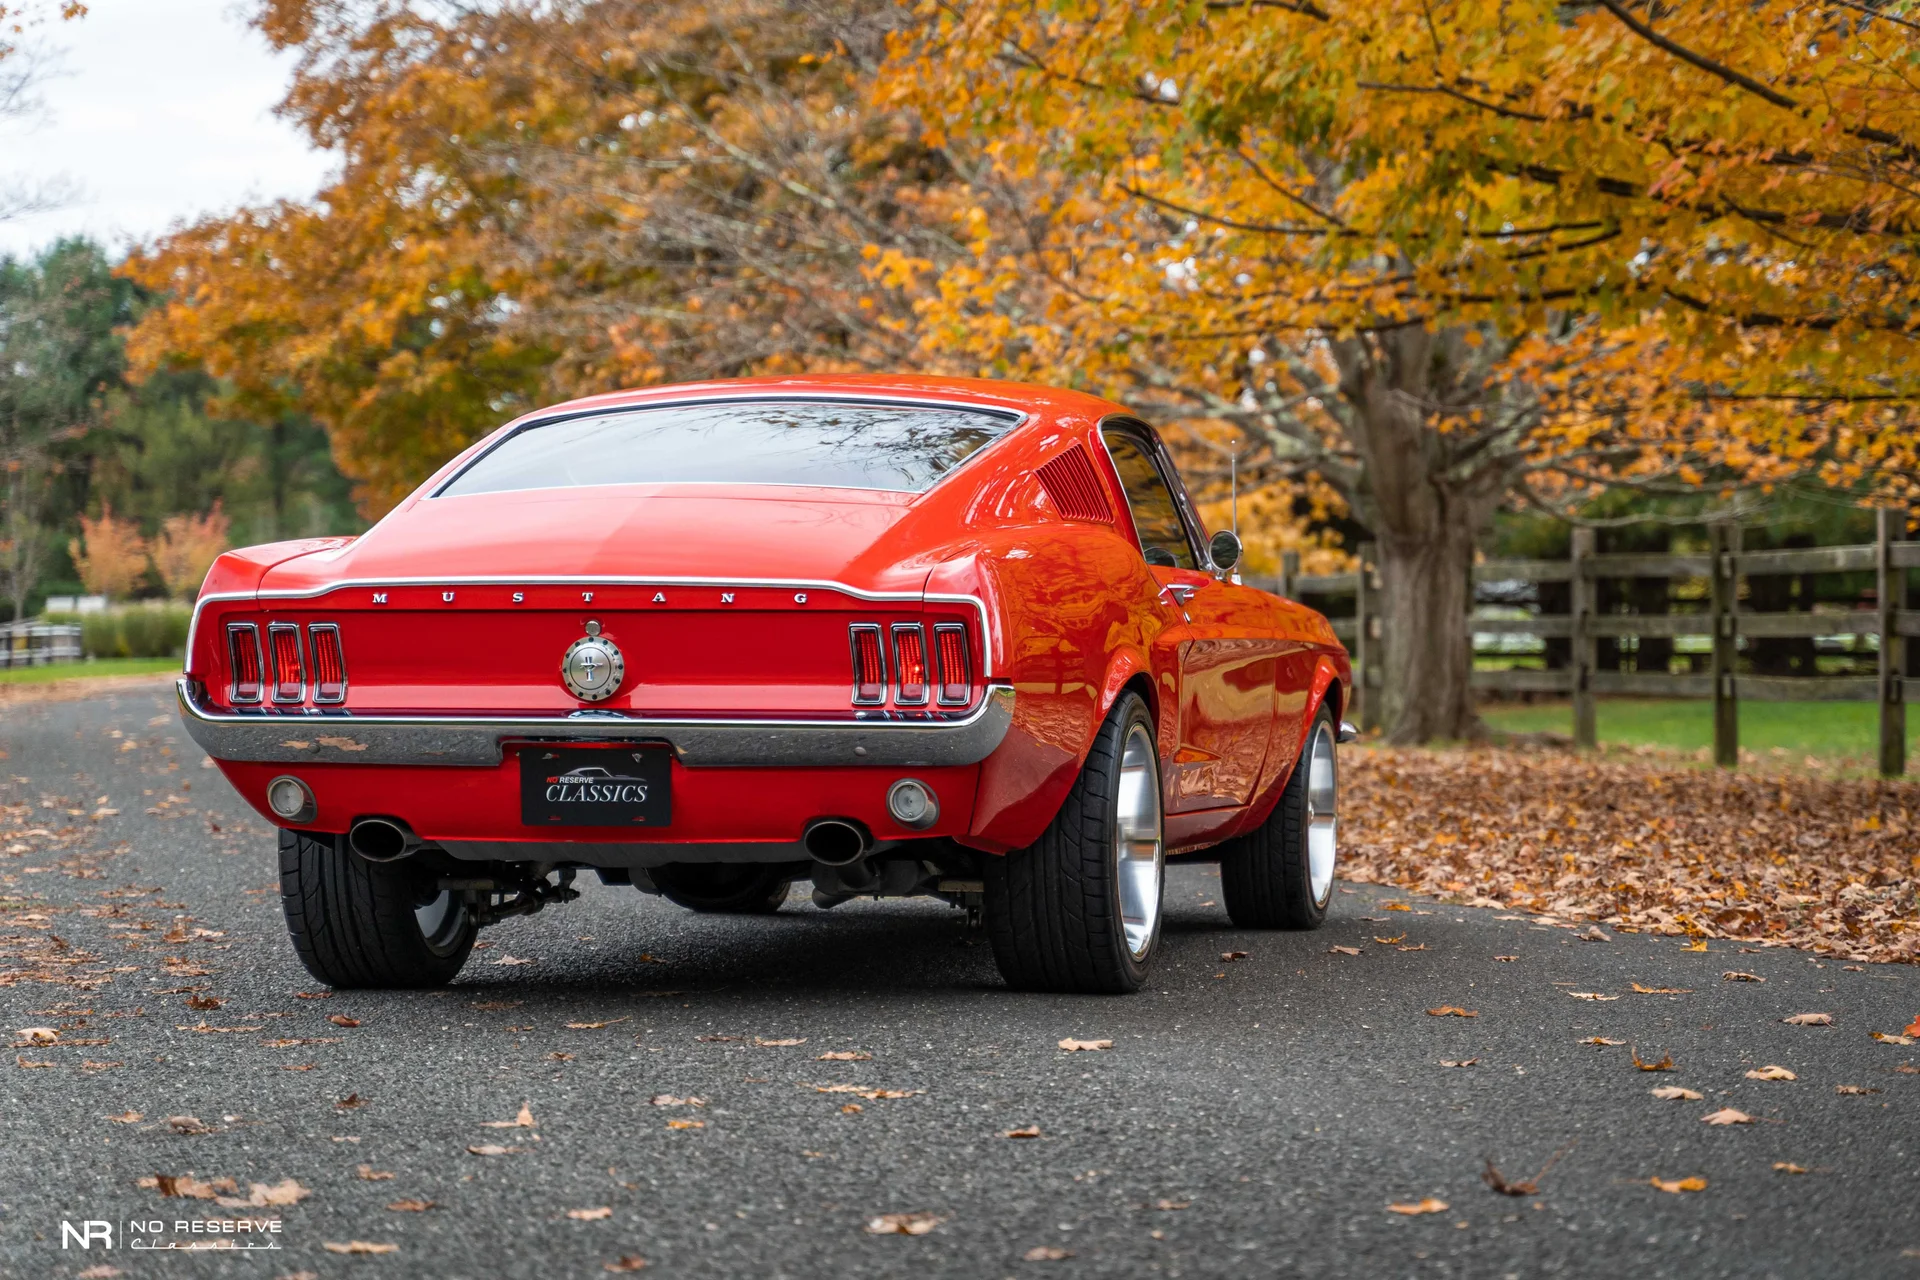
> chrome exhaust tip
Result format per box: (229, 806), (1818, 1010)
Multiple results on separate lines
(348, 816), (418, 863)
(802, 818), (870, 867)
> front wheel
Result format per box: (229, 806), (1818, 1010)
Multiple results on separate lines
(279, 829), (477, 988)
(984, 691), (1164, 993)
(1219, 703), (1339, 929)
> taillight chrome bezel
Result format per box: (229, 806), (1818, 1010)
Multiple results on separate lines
(226, 622), (264, 705)
(849, 623), (888, 706)
(932, 622), (973, 706)
(307, 623), (348, 705)
(891, 623), (929, 706)
(267, 622), (307, 704)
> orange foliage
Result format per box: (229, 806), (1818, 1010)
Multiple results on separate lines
(151, 502), (230, 600)
(68, 504), (147, 600)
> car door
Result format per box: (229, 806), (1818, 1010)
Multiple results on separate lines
(1101, 426), (1277, 814)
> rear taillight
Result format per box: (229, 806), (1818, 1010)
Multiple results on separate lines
(850, 624), (887, 705)
(226, 623), (264, 704)
(933, 623), (971, 706)
(892, 624), (928, 705)
(268, 623), (305, 703)
(308, 623), (347, 704)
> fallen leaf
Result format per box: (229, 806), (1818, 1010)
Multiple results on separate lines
(327, 1015), (360, 1028)
(1835, 1084), (1881, 1096)
(1493, 955), (1518, 962)
(1631, 983), (1692, 995)
(1058, 1038), (1113, 1051)
(1580, 1037), (1626, 1046)
(1387, 1198), (1449, 1215)
(1373, 934), (1405, 945)
(1154, 1199), (1190, 1211)
(1632, 1048), (1675, 1072)
(864, 1212), (944, 1236)
(467, 1145), (522, 1156)
(108, 1110), (143, 1123)
(753, 1037), (806, 1047)
(1439, 1058), (1480, 1068)
(1397, 943), (1430, 952)
(490, 955), (534, 966)
(568, 1207), (614, 1220)
(813, 1084), (922, 1100)
(323, 1242), (398, 1255)
(1328, 945), (1362, 956)
(1906, 1016), (1920, 1037)
(1649, 1176), (1708, 1193)
(139, 1174), (236, 1199)
(167, 1115), (213, 1134)
(666, 1119), (704, 1130)
(480, 1103), (536, 1128)
(1773, 1162), (1808, 1174)
(295, 991), (333, 1000)
(1023, 1246), (1073, 1261)
(16, 1026), (58, 1045)
(1650, 1086), (1703, 1101)
(841, 1103), (861, 1114)
(1004, 1125), (1042, 1138)
(1682, 941), (1709, 953)
(356, 1165), (394, 1181)
(649, 1094), (706, 1108)
(1220, 950), (1249, 962)
(1701, 1107), (1753, 1126)
(604, 1257), (649, 1273)
(388, 1199), (436, 1212)
(1426, 1006), (1477, 1018)
(1483, 1144), (1572, 1196)
(1745, 1065), (1796, 1081)
(185, 995), (222, 1011)
(1722, 971), (1766, 983)
(817, 1051), (871, 1061)
(694, 1034), (741, 1042)
(1567, 992), (1620, 1002)
(218, 1178), (310, 1209)
(1782, 1013), (1833, 1026)
(1870, 1032), (1915, 1045)
(566, 1018), (630, 1030)
(336, 1093), (366, 1109)
(1577, 925), (1611, 942)
(1386, 902), (1411, 912)
(549, 1052), (573, 1062)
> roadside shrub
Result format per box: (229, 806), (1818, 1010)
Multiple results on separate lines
(76, 604), (192, 659)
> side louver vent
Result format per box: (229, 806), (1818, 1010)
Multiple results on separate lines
(1035, 444), (1114, 522)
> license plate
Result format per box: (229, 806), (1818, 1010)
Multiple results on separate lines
(520, 746), (671, 827)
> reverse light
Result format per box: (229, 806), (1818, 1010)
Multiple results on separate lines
(308, 623), (347, 704)
(892, 624), (928, 705)
(933, 623), (972, 706)
(887, 778), (939, 829)
(268, 622), (306, 703)
(849, 624), (887, 705)
(226, 623), (263, 704)
(265, 775), (315, 823)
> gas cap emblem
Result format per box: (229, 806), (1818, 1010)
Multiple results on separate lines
(561, 621), (624, 702)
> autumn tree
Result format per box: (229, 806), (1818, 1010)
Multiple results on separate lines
(125, 0), (961, 512)
(882, 0), (1920, 742)
(69, 503), (145, 599)
(151, 502), (231, 599)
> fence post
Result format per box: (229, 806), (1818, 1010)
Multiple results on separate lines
(1879, 508), (1908, 779)
(1710, 520), (1741, 768)
(1570, 527), (1597, 748)
(1355, 541), (1382, 735)
(1280, 549), (1300, 601)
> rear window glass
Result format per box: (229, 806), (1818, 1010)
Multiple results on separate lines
(437, 399), (1018, 497)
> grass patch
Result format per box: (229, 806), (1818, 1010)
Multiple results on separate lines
(0, 657), (180, 685)
(1481, 697), (1917, 762)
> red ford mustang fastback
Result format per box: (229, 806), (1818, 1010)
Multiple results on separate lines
(178, 376), (1352, 994)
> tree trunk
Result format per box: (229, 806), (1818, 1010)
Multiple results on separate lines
(1329, 327), (1512, 744)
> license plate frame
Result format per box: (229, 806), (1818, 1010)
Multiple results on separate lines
(519, 744), (672, 828)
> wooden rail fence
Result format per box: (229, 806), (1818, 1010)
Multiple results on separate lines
(1249, 509), (1916, 777)
(0, 622), (83, 669)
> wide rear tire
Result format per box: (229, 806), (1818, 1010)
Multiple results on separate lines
(651, 863), (793, 914)
(1219, 703), (1339, 929)
(984, 692), (1164, 994)
(279, 829), (476, 988)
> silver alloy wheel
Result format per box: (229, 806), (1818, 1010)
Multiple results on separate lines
(1114, 723), (1165, 960)
(1305, 718), (1338, 907)
(414, 890), (465, 955)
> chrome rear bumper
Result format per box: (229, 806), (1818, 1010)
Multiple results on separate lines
(176, 678), (1015, 769)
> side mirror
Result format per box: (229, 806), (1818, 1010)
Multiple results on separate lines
(1207, 529), (1242, 576)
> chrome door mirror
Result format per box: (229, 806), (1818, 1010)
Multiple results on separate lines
(1207, 529), (1242, 576)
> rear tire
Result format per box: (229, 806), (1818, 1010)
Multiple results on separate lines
(1219, 703), (1339, 929)
(984, 692), (1164, 994)
(651, 863), (793, 914)
(278, 829), (476, 988)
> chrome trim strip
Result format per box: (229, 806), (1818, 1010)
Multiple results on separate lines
(186, 579), (996, 681)
(177, 678), (1015, 769)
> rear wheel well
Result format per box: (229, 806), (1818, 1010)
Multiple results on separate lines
(1119, 672), (1158, 735)
(1321, 676), (1344, 726)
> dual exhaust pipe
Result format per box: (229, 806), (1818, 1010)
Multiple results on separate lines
(349, 815), (872, 867)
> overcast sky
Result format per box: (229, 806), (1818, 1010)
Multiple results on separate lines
(0, 0), (331, 259)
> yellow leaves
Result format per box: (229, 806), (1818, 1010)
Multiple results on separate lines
(1425, 1006), (1477, 1018)
(1057, 1038), (1112, 1051)
(1386, 1198), (1449, 1215)
(1782, 1013), (1833, 1027)
(1745, 1065), (1796, 1081)
(1649, 1176), (1708, 1194)
(864, 1212), (944, 1236)
(480, 1102), (536, 1128)
(1701, 1108), (1753, 1126)
(1650, 1086), (1702, 1101)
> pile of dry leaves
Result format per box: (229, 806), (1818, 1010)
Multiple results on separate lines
(1343, 747), (1920, 963)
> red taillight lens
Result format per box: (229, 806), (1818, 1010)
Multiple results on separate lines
(268, 623), (305, 703)
(933, 623), (971, 706)
(893, 625), (928, 705)
(308, 624), (346, 704)
(226, 623), (263, 704)
(850, 625), (886, 705)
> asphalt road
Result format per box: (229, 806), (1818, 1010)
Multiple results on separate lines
(3, 679), (1918, 1279)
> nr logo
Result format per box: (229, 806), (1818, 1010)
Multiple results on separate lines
(61, 1220), (113, 1249)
